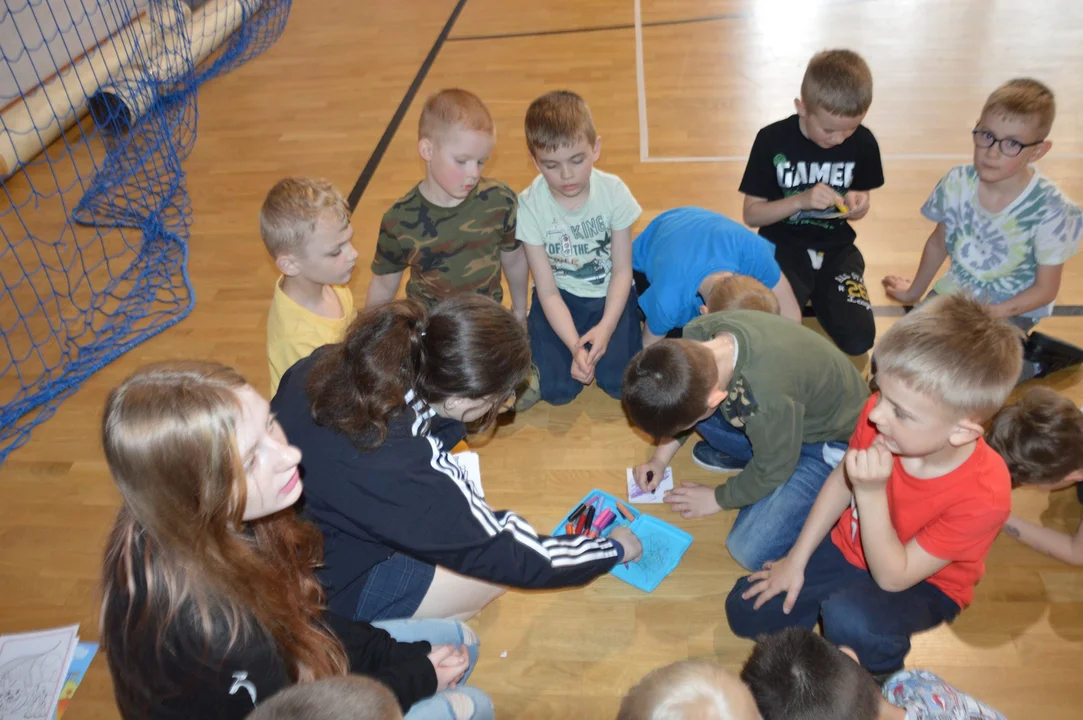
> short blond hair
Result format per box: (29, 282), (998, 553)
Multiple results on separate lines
(706, 275), (780, 315)
(981, 78), (1056, 138)
(245, 676), (402, 720)
(418, 88), (494, 142)
(801, 49), (873, 117)
(618, 660), (762, 720)
(259, 177), (349, 258)
(873, 295), (1022, 421)
(524, 90), (598, 155)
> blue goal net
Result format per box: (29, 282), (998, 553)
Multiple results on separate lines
(0, 0), (290, 463)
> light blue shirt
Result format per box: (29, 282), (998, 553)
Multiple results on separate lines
(632, 207), (781, 335)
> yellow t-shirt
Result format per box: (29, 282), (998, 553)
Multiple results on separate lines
(267, 278), (355, 396)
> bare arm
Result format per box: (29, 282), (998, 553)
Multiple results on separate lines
(500, 245), (530, 321)
(523, 243), (579, 351)
(882, 223), (948, 304)
(988, 264), (1064, 319)
(743, 184), (842, 228)
(581, 227), (635, 361)
(771, 274), (802, 322)
(366, 271), (404, 307)
(1002, 515), (1083, 566)
(743, 193), (805, 228)
(786, 463), (853, 565)
(854, 485), (951, 591)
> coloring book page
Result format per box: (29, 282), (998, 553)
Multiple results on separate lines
(0, 625), (78, 720)
(626, 467), (673, 504)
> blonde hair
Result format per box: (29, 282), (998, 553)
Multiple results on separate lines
(259, 177), (349, 258)
(418, 88), (494, 142)
(706, 275), (780, 315)
(982, 78), (1056, 138)
(246, 676), (402, 720)
(801, 49), (873, 117)
(524, 90), (598, 155)
(619, 660), (762, 720)
(873, 295), (1022, 421)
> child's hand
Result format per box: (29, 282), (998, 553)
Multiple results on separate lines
(633, 459), (667, 493)
(799, 183), (843, 212)
(843, 190), (870, 220)
(571, 345), (595, 384)
(882, 275), (921, 304)
(577, 323), (613, 367)
(663, 482), (723, 519)
(741, 555), (806, 612)
(427, 644), (470, 692)
(845, 436), (894, 492)
(608, 525), (643, 563)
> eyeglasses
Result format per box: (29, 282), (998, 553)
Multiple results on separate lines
(972, 129), (1045, 158)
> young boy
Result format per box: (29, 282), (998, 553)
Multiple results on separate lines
(883, 78), (1083, 380)
(987, 386), (1083, 565)
(619, 659), (762, 720)
(741, 628), (1006, 719)
(246, 677), (403, 720)
(367, 88), (528, 319)
(632, 206), (802, 345)
(740, 49), (884, 357)
(706, 275), (781, 316)
(725, 296), (1022, 676)
(622, 309), (869, 571)
(260, 177), (358, 396)
(515, 90), (642, 409)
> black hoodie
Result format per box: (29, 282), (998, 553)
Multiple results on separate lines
(271, 348), (623, 618)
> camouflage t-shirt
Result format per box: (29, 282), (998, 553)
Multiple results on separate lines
(371, 179), (519, 308)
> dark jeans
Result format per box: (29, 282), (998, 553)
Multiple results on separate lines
(527, 285), (642, 403)
(775, 243), (875, 356)
(725, 537), (961, 672)
(697, 413), (846, 570)
(633, 269), (683, 338)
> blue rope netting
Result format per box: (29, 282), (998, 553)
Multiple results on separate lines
(0, 0), (290, 464)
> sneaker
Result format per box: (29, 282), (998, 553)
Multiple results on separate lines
(512, 365), (541, 413)
(691, 441), (746, 473)
(1024, 332), (1083, 379)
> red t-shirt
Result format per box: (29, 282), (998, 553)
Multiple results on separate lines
(830, 395), (1011, 608)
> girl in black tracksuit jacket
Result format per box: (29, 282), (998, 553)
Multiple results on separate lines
(271, 296), (641, 621)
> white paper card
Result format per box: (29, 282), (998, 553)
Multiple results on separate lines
(626, 467), (674, 504)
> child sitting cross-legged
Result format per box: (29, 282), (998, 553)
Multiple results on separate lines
(725, 295), (1022, 677)
(883, 78), (1083, 381)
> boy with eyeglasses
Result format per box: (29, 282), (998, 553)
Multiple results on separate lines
(883, 78), (1083, 380)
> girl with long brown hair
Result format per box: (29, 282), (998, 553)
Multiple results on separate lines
(272, 295), (642, 623)
(99, 361), (492, 720)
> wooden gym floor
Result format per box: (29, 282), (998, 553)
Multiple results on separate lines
(2, 0), (1082, 717)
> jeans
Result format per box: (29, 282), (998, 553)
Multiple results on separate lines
(696, 412), (847, 570)
(374, 619), (494, 720)
(527, 286), (643, 403)
(724, 538), (960, 673)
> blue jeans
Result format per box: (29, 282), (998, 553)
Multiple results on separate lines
(527, 286), (642, 403)
(724, 538), (961, 673)
(374, 619), (494, 720)
(697, 412), (847, 570)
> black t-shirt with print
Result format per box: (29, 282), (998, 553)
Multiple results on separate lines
(739, 114), (884, 251)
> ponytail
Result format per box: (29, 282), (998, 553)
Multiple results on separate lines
(307, 296), (530, 449)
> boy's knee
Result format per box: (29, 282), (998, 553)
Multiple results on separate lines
(724, 579), (758, 637)
(725, 530), (764, 572)
(820, 594), (874, 649)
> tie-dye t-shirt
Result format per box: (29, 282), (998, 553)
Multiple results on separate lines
(922, 165), (1082, 318)
(883, 669), (1005, 719)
